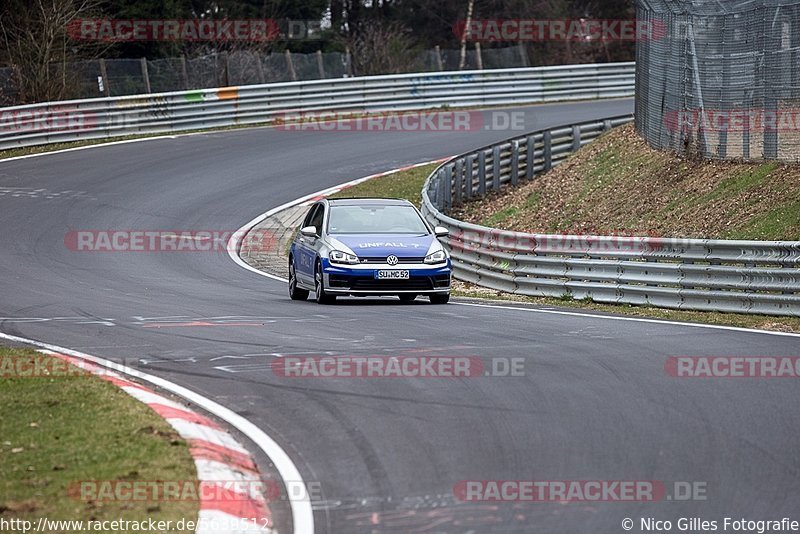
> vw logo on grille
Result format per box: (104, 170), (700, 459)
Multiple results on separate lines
(386, 255), (399, 265)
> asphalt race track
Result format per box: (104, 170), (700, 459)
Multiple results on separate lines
(2, 98), (799, 533)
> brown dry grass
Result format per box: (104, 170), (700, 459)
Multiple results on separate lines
(451, 124), (800, 240)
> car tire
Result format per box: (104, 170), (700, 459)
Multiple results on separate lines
(429, 293), (450, 305)
(315, 262), (336, 304)
(288, 259), (309, 301)
(398, 294), (417, 303)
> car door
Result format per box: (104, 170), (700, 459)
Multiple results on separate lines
(295, 203), (323, 286)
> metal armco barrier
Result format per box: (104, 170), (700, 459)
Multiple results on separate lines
(0, 62), (633, 150)
(421, 117), (800, 317)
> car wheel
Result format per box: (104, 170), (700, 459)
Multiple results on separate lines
(398, 294), (417, 303)
(288, 258), (309, 301)
(315, 262), (336, 304)
(429, 293), (450, 304)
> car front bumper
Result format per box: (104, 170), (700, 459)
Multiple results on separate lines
(321, 259), (452, 295)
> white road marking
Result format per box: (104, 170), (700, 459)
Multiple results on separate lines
(453, 301), (800, 338)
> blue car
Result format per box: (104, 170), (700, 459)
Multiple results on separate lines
(288, 198), (452, 304)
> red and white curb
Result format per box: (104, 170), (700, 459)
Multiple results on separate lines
(40, 350), (274, 534)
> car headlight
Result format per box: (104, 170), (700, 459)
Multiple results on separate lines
(329, 250), (359, 265)
(424, 250), (447, 264)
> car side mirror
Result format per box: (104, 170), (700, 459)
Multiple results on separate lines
(434, 226), (449, 238)
(300, 226), (318, 238)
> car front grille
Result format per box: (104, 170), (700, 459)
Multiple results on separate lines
(358, 256), (426, 264)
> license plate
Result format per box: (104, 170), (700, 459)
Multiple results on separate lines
(376, 270), (410, 280)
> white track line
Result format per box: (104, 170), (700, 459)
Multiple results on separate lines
(453, 301), (800, 338)
(0, 331), (314, 534)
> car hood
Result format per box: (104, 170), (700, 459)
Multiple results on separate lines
(330, 234), (438, 258)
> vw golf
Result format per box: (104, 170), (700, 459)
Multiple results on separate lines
(288, 198), (452, 304)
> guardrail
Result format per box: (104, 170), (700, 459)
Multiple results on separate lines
(0, 62), (634, 150)
(421, 117), (800, 317)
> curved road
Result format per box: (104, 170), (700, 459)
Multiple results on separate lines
(2, 98), (799, 533)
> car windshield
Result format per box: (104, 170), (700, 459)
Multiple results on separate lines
(328, 204), (429, 235)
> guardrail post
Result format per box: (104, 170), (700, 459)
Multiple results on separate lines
(478, 150), (487, 196)
(572, 125), (581, 152)
(543, 131), (552, 171)
(438, 169), (447, 210)
(443, 166), (453, 211)
(454, 159), (463, 205)
(526, 135), (536, 180)
(511, 140), (520, 186)
(492, 146), (501, 191)
(464, 154), (475, 199)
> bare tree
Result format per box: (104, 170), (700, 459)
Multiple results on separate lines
(344, 20), (420, 77)
(0, 0), (104, 103)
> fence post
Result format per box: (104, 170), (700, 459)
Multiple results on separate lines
(434, 45), (444, 71)
(180, 55), (189, 90)
(285, 50), (297, 81)
(478, 150), (487, 196)
(464, 154), (475, 199)
(255, 54), (266, 84)
(99, 58), (110, 97)
(344, 47), (353, 77)
(492, 145), (501, 191)
(316, 50), (326, 78)
(517, 43), (529, 67)
(475, 42), (483, 70)
(526, 135), (536, 180)
(223, 52), (230, 86)
(572, 125), (581, 152)
(543, 131), (552, 171)
(511, 140), (519, 186)
(140, 58), (151, 93)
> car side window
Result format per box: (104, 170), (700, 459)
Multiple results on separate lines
(308, 205), (324, 236)
(302, 205), (318, 228)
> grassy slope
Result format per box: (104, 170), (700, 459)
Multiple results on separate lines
(451, 123), (800, 241)
(0, 348), (196, 532)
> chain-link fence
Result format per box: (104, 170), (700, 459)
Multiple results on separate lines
(636, 0), (800, 161)
(0, 46), (538, 105)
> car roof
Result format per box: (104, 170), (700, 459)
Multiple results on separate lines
(326, 198), (414, 207)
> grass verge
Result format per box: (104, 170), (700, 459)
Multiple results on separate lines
(324, 161), (800, 333)
(0, 347), (197, 532)
(328, 163), (439, 206)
